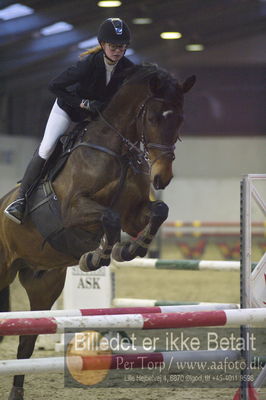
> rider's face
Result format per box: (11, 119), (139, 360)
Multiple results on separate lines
(101, 42), (127, 63)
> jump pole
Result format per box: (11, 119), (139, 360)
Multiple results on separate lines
(0, 303), (239, 320)
(1, 353), (266, 376)
(1, 308), (266, 336)
(0, 350), (240, 375)
(164, 221), (265, 228)
(112, 298), (239, 308)
(111, 258), (243, 271)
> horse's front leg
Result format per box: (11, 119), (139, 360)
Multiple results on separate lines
(62, 194), (121, 272)
(112, 200), (168, 262)
(79, 208), (121, 272)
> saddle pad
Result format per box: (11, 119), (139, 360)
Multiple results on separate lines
(27, 181), (102, 260)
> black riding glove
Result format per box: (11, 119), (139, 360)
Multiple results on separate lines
(81, 99), (105, 113)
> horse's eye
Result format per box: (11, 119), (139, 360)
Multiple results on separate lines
(148, 112), (159, 124)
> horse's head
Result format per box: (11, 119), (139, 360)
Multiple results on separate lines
(138, 69), (196, 190)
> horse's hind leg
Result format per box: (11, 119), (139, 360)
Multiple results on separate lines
(9, 267), (66, 400)
(0, 286), (10, 343)
(112, 200), (168, 262)
(79, 208), (121, 272)
(0, 258), (19, 343)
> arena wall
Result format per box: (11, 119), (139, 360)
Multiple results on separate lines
(0, 134), (39, 197)
(0, 134), (265, 222)
(159, 136), (265, 221)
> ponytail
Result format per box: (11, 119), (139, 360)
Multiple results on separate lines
(80, 45), (102, 58)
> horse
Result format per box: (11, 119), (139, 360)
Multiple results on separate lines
(0, 63), (196, 400)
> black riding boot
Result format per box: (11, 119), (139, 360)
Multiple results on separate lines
(4, 154), (46, 224)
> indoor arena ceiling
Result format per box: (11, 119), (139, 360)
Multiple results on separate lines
(1, 0), (266, 91)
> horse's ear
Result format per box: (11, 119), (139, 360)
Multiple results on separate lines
(149, 76), (162, 94)
(181, 75), (196, 93)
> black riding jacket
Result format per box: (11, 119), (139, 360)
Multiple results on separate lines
(49, 50), (134, 122)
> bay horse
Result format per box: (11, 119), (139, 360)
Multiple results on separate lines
(0, 63), (195, 400)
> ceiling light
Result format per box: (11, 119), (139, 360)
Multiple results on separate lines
(0, 3), (34, 20)
(78, 37), (98, 49)
(40, 22), (73, 36)
(132, 18), (152, 25)
(160, 32), (182, 40)
(186, 43), (204, 51)
(97, 1), (122, 7)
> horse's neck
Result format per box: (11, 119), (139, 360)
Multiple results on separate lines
(102, 85), (148, 143)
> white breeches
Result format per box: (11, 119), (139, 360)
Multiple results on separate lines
(38, 100), (75, 159)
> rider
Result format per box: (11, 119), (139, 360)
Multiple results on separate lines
(4, 18), (134, 224)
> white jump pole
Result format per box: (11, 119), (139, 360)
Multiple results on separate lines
(111, 258), (242, 271)
(112, 298), (239, 308)
(0, 350), (240, 376)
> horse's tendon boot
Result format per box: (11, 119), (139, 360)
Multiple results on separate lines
(149, 201), (169, 235)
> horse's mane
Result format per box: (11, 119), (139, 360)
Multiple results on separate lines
(117, 62), (182, 104)
(100, 63), (183, 119)
(122, 62), (178, 87)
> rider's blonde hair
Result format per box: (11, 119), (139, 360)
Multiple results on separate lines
(80, 45), (102, 58)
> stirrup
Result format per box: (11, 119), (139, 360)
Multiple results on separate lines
(4, 198), (25, 224)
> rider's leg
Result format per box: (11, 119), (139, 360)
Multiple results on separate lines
(38, 100), (74, 160)
(4, 100), (73, 224)
(4, 154), (46, 224)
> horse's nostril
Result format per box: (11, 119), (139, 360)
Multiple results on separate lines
(153, 174), (162, 190)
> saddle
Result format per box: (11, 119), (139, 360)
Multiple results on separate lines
(26, 122), (102, 260)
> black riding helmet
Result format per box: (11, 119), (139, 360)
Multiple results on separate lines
(97, 18), (130, 45)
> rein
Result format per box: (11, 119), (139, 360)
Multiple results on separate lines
(96, 109), (148, 163)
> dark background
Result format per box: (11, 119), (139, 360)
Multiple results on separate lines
(1, 0), (266, 138)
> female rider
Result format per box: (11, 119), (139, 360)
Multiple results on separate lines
(5, 18), (134, 224)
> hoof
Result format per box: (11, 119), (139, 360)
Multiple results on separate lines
(112, 242), (129, 262)
(112, 242), (146, 261)
(79, 253), (90, 272)
(134, 246), (147, 258)
(8, 386), (24, 400)
(79, 252), (110, 272)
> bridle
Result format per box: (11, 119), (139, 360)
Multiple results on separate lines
(136, 96), (178, 165)
(97, 95), (179, 166)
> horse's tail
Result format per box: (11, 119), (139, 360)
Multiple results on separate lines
(0, 286), (10, 342)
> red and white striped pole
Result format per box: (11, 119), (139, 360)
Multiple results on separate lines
(0, 308), (266, 336)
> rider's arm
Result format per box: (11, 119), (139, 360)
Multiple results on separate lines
(48, 56), (93, 108)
